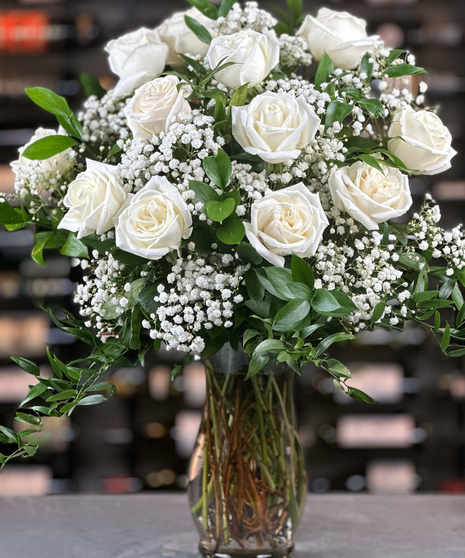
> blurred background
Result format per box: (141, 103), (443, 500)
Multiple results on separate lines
(0, 0), (464, 497)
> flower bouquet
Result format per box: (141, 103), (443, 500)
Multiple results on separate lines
(1, 0), (464, 556)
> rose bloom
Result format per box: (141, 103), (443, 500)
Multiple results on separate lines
(125, 76), (191, 140)
(244, 183), (329, 267)
(10, 128), (75, 179)
(114, 176), (192, 260)
(298, 8), (382, 70)
(329, 161), (413, 230)
(232, 92), (320, 164)
(155, 8), (217, 66)
(388, 106), (456, 176)
(207, 29), (280, 89)
(105, 28), (169, 97)
(58, 160), (127, 239)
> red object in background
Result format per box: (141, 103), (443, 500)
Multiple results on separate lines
(439, 479), (465, 493)
(0, 11), (50, 53)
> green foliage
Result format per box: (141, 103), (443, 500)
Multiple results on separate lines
(315, 53), (335, 90)
(325, 101), (353, 131)
(26, 87), (83, 141)
(216, 218), (245, 245)
(21, 135), (79, 160)
(184, 15), (212, 45)
(186, 0), (219, 19)
(80, 72), (106, 99)
(384, 64), (427, 78)
(203, 148), (232, 189)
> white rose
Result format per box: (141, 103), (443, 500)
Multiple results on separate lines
(58, 160), (127, 239)
(125, 76), (191, 140)
(388, 106), (456, 175)
(245, 183), (329, 267)
(206, 29), (280, 89)
(114, 176), (192, 260)
(10, 127), (75, 177)
(105, 28), (169, 97)
(298, 8), (382, 70)
(329, 161), (413, 230)
(232, 92), (321, 164)
(154, 8), (217, 66)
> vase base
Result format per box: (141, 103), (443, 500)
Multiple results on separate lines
(198, 543), (294, 558)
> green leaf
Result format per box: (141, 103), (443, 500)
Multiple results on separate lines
(218, 0), (236, 17)
(346, 387), (376, 404)
(291, 254), (315, 289)
(384, 64), (427, 78)
(372, 302), (386, 323)
(255, 339), (286, 353)
(385, 49), (404, 66)
(247, 351), (270, 379)
(21, 135), (78, 160)
(25, 87), (83, 140)
(273, 299), (311, 332)
(275, 21), (294, 37)
(441, 323), (451, 352)
(16, 412), (42, 427)
(412, 291), (438, 303)
(78, 394), (108, 406)
(439, 279), (456, 300)
(137, 283), (161, 315)
(312, 289), (357, 317)
(10, 356), (40, 377)
(358, 99), (385, 118)
(205, 198), (236, 223)
(216, 218), (245, 245)
(417, 299), (454, 309)
(179, 54), (208, 76)
(46, 390), (76, 402)
(189, 180), (221, 205)
(315, 52), (334, 90)
(327, 359), (352, 379)
(24, 445), (38, 456)
(316, 332), (355, 356)
(0, 426), (17, 443)
(203, 148), (232, 189)
(60, 232), (89, 258)
(237, 243), (263, 265)
(184, 15), (212, 45)
(398, 252), (426, 271)
(357, 154), (384, 173)
(286, 0), (302, 17)
(243, 329), (260, 346)
(20, 383), (48, 407)
(186, 0), (219, 19)
(0, 201), (29, 225)
(360, 52), (374, 81)
(80, 72), (106, 99)
(26, 86), (71, 117)
(434, 311), (441, 332)
(262, 267), (312, 301)
(325, 101), (353, 131)
(229, 83), (249, 111)
(245, 270), (265, 305)
(203, 88), (227, 105)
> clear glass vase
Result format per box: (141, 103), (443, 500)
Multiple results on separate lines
(188, 345), (307, 558)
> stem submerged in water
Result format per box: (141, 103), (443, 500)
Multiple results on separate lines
(188, 361), (307, 556)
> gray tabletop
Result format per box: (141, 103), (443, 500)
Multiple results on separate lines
(0, 493), (464, 558)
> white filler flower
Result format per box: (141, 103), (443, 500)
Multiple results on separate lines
(114, 176), (192, 260)
(105, 28), (169, 97)
(58, 159), (127, 239)
(329, 161), (413, 230)
(232, 92), (320, 164)
(207, 29), (280, 89)
(388, 106), (457, 176)
(125, 76), (192, 140)
(245, 183), (329, 267)
(298, 8), (382, 70)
